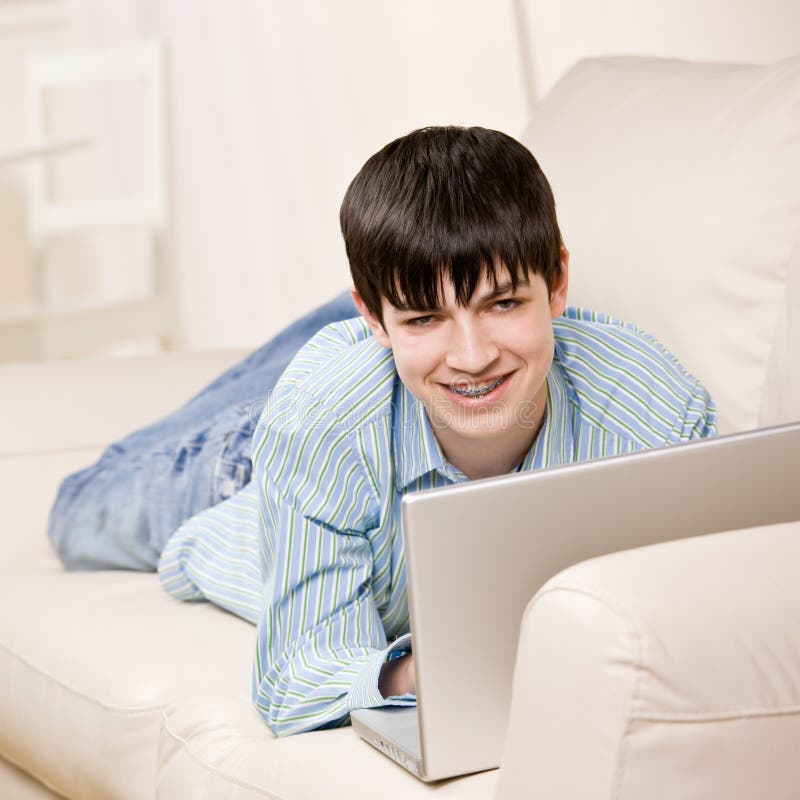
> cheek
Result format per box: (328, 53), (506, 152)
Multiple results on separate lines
(392, 335), (441, 386)
(517, 320), (555, 366)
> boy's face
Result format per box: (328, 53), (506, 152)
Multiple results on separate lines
(353, 248), (569, 476)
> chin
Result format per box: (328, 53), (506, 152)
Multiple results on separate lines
(430, 400), (518, 439)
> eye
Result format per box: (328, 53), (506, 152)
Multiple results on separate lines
(493, 298), (521, 312)
(405, 314), (437, 328)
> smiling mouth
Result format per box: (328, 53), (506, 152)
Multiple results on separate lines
(447, 374), (509, 398)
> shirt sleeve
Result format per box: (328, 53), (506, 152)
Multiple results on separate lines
(250, 383), (413, 736)
(671, 379), (719, 442)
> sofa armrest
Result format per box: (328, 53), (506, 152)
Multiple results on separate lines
(0, 350), (247, 566)
(496, 520), (800, 800)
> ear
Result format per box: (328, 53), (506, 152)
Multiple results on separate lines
(351, 288), (392, 349)
(549, 246), (570, 319)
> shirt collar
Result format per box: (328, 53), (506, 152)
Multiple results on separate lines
(520, 356), (575, 471)
(393, 380), (450, 490)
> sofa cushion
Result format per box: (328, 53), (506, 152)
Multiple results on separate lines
(0, 351), (247, 456)
(0, 756), (63, 800)
(497, 520), (800, 800)
(0, 559), (496, 800)
(0, 559), (253, 800)
(158, 683), (496, 799)
(760, 239), (800, 426)
(0, 448), (100, 566)
(522, 55), (800, 434)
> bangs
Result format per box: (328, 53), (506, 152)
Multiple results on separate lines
(365, 175), (560, 312)
(382, 244), (544, 314)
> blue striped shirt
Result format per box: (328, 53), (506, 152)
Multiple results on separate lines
(157, 307), (716, 735)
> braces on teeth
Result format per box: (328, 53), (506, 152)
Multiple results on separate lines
(449, 375), (506, 397)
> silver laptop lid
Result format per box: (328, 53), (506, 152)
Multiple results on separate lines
(403, 422), (800, 781)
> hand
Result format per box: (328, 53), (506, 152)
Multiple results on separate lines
(378, 653), (415, 698)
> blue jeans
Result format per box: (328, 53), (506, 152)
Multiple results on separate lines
(49, 291), (358, 571)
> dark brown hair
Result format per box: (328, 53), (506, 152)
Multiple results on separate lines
(340, 126), (563, 322)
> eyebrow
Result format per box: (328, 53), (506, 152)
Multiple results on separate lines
(475, 279), (529, 303)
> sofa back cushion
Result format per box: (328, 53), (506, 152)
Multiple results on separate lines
(760, 241), (800, 427)
(521, 55), (800, 434)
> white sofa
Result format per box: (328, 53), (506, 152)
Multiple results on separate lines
(1, 55), (799, 799)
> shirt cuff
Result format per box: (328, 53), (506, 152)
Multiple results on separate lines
(349, 634), (416, 710)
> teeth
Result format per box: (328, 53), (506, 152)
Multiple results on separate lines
(449, 375), (506, 397)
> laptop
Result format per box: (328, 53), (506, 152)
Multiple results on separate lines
(351, 421), (800, 781)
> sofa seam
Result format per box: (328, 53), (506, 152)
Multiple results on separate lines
(0, 639), (165, 714)
(0, 443), (106, 460)
(0, 750), (69, 799)
(159, 710), (289, 800)
(524, 582), (644, 800)
(631, 706), (800, 723)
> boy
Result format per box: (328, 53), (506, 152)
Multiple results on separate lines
(53, 126), (717, 736)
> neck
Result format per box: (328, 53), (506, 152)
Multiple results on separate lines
(433, 388), (549, 481)
(447, 436), (534, 480)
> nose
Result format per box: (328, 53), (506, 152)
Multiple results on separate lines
(445, 318), (500, 376)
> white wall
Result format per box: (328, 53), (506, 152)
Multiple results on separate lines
(331, 1), (528, 164)
(0, 1), (74, 310)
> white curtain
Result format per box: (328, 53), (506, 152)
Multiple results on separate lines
(73, 0), (357, 350)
